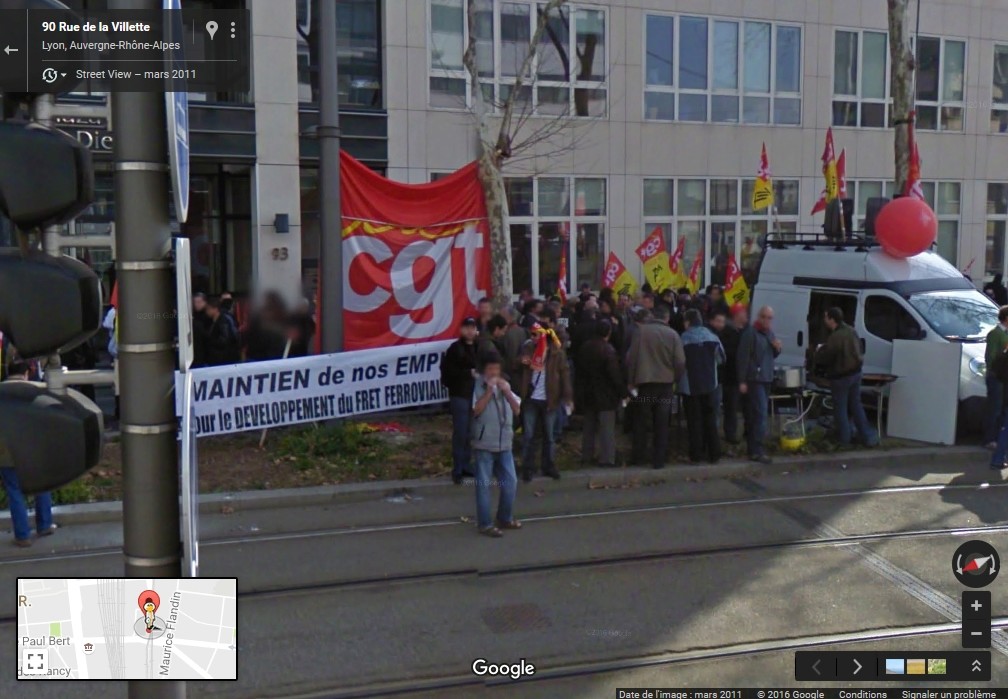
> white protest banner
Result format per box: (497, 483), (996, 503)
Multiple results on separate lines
(175, 340), (452, 438)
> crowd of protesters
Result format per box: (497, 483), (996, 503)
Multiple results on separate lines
(441, 283), (767, 537)
(442, 281), (890, 537)
(190, 290), (317, 369)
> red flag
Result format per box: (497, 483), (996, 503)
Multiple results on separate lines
(905, 111), (925, 201)
(811, 128), (839, 214)
(557, 241), (568, 303)
(110, 281), (118, 309)
(687, 248), (703, 294)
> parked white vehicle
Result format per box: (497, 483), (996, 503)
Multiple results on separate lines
(750, 243), (997, 433)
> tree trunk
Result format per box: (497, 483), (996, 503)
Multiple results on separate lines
(887, 0), (915, 194)
(477, 147), (513, 309)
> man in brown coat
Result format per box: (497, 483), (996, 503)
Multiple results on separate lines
(517, 326), (573, 482)
(626, 305), (686, 469)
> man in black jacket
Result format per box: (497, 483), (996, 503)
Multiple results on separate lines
(719, 304), (747, 444)
(440, 317), (480, 484)
(205, 298), (241, 366)
(576, 320), (626, 467)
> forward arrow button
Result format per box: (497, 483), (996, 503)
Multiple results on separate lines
(853, 659), (863, 675)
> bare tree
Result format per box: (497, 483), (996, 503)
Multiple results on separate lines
(887, 0), (916, 194)
(463, 0), (571, 307)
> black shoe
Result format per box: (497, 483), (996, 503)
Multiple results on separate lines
(652, 464), (665, 470)
(521, 469), (533, 483)
(990, 462), (1006, 471)
(750, 454), (773, 465)
(543, 468), (561, 480)
(452, 473), (463, 485)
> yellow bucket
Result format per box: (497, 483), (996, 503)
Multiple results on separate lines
(779, 434), (806, 451)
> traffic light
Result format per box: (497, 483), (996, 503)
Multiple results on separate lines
(0, 117), (103, 493)
(0, 383), (103, 494)
(0, 121), (94, 230)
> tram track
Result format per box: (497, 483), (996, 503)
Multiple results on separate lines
(195, 619), (1008, 698)
(1, 478), (1003, 569)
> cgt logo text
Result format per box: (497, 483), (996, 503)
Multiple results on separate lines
(471, 657), (535, 679)
(343, 225), (487, 341)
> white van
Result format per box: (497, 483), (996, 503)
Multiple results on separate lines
(750, 243), (998, 433)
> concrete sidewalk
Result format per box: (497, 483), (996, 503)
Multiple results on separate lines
(0, 444), (986, 529)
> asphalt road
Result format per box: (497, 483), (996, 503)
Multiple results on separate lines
(2, 448), (1008, 697)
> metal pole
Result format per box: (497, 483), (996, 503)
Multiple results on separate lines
(110, 1), (184, 697)
(318, 0), (343, 353)
(30, 94), (68, 395)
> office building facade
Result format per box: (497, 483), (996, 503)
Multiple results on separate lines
(386, 0), (1008, 296)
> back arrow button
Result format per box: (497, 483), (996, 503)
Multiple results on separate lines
(4, 46), (18, 56)
(811, 659), (821, 676)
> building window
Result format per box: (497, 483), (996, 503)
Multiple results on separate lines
(833, 30), (889, 127)
(298, 0), (383, 107)
(644, 14), (801, 125)
(851, 180), (960, 265)
(642, 177), (799, 290)
(915, 37), (965, 130)
(991, 45), (1008, 132)
(505, 176), (607, 296)
(833, 30), (965, 131)
(429, 1), (607, 116)
(988, 184), (1008, 281)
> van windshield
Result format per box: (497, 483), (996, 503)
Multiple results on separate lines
(907, 289), (999, 341)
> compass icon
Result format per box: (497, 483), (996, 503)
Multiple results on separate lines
(953, 540), (1000, 588)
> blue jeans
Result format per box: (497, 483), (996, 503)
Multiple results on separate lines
(744, 382), (770, 458)
(991, 412), (1008, 466)
(449, 396), (472, 477)
(521, 400), (558, 474)
(986, 375), (1006, 443)
(1, 468), (52, 541)
(831, 372), (879, 446)
(474, 449), (518, 529)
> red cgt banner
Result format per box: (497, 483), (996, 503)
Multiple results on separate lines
(338, 152), (491, 350)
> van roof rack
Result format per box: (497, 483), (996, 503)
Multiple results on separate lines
(765, 231), (879, 252)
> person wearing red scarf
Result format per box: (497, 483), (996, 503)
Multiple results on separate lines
(517, 323), (572, 482)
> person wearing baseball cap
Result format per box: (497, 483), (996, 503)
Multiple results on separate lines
(439, 316), (480, 484)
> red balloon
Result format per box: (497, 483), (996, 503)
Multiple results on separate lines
(874, 197), (938, 258)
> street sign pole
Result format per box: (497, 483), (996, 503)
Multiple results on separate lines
(110, 0), (185, 696)
(318, 0), (343, 353)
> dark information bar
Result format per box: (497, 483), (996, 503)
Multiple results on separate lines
(796, 651), (991, 682)
(0, 9), (250, 93)
(614, 691), (1006, 699)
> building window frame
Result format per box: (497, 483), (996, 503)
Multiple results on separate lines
(428, 0), (609, 117)
(642, 177), (800, 290)
(991, 44), (1008, 133)
(832, 28), (966, 131)
(642, 12), (802, 125)
(987, 183), (1008, 282)
(505, 175), (607, 296)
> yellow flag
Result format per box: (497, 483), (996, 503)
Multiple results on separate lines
(752, 142), (774, 211)
(635, 227), (674, 292)
(602, 252), (639, 297)
(724, 253), (750, 307)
